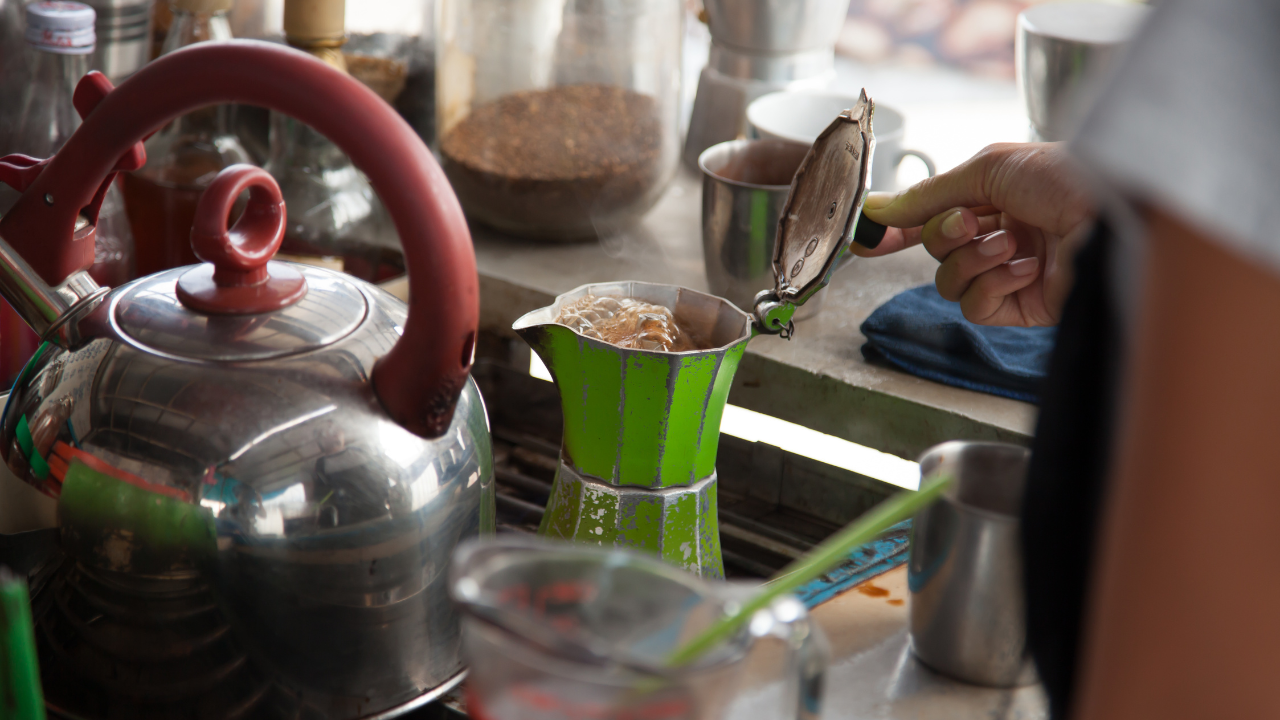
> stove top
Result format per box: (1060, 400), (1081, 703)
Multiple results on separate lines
(5, 358), (904, 720)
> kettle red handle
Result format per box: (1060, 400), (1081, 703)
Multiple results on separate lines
(0, 41), (477, 438)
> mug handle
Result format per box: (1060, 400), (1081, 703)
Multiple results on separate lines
(895, 149), (937, 178)
(752, 595), (830, 720)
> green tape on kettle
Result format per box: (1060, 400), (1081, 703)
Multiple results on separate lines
(58, 460), (216, 574)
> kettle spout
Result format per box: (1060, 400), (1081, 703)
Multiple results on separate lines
(0, 214), (105, 349)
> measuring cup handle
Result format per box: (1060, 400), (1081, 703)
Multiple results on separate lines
(758, 595), (830, 720)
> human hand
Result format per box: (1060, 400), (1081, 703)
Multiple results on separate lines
(856, 142), (1094, 326)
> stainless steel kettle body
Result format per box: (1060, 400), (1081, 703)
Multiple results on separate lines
(0, 40), (492, 719)
(6, 266), (494, 719)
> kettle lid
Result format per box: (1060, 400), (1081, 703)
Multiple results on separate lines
(113, 267), (368, 362)
(771, 89), (875, 306)
(112, 165), (370, 362)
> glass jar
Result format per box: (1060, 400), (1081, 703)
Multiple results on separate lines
(228, 0), (434, 148)
(437, 0), (683, 241)
(120, 0), (255, 277)
(390, 0), (436, 144)
(344, 0), (425, 109)
(266, 0), (404, 283)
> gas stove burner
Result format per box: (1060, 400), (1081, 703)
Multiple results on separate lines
(32, 555), (466, 720)
(33, 558), (279, 719)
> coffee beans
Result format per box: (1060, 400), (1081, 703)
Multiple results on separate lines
(440, 84), (666, 240)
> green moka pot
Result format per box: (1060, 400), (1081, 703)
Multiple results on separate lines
(513, 93), (878, 577)
(514, 282), (755, 578)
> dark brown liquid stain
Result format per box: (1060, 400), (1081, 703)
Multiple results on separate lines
(856, 583), (890, 598)
(888, 598), (904, 606)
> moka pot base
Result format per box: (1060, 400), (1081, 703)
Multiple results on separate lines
(540, 463), (723, 578)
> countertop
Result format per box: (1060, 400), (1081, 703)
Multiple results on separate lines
(811, 566), (1047, 719)
(721, 566), (1048, 720)
(452, 166), (1037, 462)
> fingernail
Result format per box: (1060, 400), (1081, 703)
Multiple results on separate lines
(941, 210), (968, 239)
(976, 231), (1007, 256)
(863, 192), (898, 211)
(1008, 257), (1039, 276)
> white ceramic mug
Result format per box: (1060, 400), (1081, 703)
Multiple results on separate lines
(747, 91), (935, 192)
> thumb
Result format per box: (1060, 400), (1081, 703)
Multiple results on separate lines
(862, 142), (1088, 239)
(861, 149), (1000, 229)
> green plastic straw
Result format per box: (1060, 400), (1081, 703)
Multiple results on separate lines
(665, 472), (953, 668)
(0, 568), (46, 720)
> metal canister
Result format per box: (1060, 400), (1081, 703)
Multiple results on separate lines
(908, 441), (1037, 688)
(84, 0), (153, 82)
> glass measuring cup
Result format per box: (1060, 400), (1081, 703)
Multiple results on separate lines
(450, 536), (828, 720)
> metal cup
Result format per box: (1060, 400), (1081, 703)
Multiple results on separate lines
(701, 0), (851, 55)
(698, 138), (825, 319)
(1016, 2), (1150, 141)
(908, 441), (1036, 688)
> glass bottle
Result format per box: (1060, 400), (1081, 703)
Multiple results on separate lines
(266, 0), (403, 282)
(3, 2), (136, 282)
(0, 1), (137, 386)
(228, 0), (281, 41)
(120, 0), (253, 277)
(227, 0), (281, 161)
(0, 0), (33, 156)
(436, 0), (683, 241)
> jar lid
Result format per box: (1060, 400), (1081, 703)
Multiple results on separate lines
(283, 0), (346, 47)
(772, 89), (875, 306)
(25, 2), (95, 54)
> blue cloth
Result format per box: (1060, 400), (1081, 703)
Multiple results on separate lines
(860, 285), (1056, 404)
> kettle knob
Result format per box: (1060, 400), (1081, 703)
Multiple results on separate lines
(175, 165), (307, 315)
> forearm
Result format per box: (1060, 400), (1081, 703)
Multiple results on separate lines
(1074, 209), (1280, 718)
